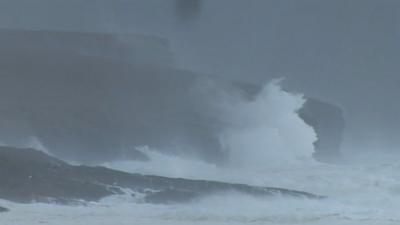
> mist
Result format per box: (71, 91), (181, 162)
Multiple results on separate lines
(1, 1), (400, 224)
(0, 0), (399, 160)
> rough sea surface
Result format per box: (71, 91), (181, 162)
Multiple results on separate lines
(2, 161), (400, 225)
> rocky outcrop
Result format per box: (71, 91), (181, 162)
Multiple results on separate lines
(0, 147), (322, 204)
(298, 98), (345, 162)
(233, 83), (346, 163)
(0, 206), (9, 212)
(0, 28), (345, 165)
(0, 28), (224, 163)
(0, 28), (174, 67)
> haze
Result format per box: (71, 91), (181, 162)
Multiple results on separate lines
(1, 0), (398, 159)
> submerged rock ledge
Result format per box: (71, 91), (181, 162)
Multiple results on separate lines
(0, 206), (9, 212)
(0, 147), (323, 204)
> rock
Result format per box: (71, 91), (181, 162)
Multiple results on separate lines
(0, 28), (344, 165)
(298, 98), (345, 163)
(232, 83), (346, 163)
(0, 147), (112, 203)
(0, 28), (225, 164)
(0, 147), (323, 204)
(0, 206), (9, 212)
(0, 28), (174, 67)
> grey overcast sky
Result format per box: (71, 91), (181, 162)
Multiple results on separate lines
(1, 0), (400, 155)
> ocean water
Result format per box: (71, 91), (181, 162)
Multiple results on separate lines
(2, 82), (398, 224)
(2, 162), (400, 225)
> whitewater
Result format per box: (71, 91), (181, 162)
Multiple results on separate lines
(2, 82), (400, 225)
(3, 163), (400, 225)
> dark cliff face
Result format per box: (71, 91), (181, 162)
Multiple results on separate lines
(0, 147), (322, 204)
(0, 29), (344, 164)
(0, 29), (227, 163)
(0, 206), (9, 212)
(298, 98), (345, 163)
(230, 83), (346, 163)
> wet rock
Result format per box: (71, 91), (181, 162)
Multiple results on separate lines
(0, 147), (323, 204)
(0, 206), (9, 212)
(299, 98), (345, 163)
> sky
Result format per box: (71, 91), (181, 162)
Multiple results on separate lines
(0, 0), (399, 156)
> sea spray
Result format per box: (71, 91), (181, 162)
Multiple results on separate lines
(106, 80), (318, 182)
(216, 80), (317, 169)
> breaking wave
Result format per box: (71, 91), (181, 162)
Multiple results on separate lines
(106, 80), (317, 183)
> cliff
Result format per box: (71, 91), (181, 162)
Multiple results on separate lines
(0, 147), (322, 204)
